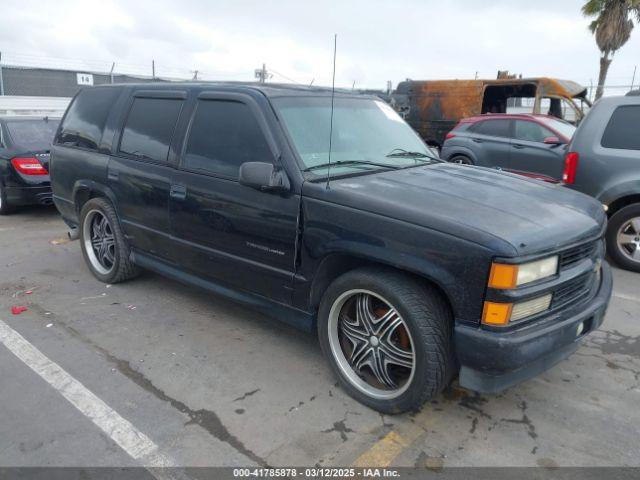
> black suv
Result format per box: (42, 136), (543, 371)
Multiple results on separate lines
(51, 84), (612, 413)
(0, 116), (59, 214)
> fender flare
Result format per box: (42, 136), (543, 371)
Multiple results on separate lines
(309, 244), (459, 317)
(72, 180), (120, 216)
(598, 180), (640, 208)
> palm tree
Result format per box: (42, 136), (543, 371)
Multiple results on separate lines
(582, 0), (640, 100)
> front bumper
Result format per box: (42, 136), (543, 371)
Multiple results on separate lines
(5, 185), (53, 206)
(455, 261), (613, 393)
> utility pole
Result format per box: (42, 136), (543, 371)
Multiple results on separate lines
(254, 63), (271, 83)
(0, 51), (4, 96)
(109, 62), (115, 84)
(152, 60), (156, 80)
(632, 65), (637, 91)
(192, 70), (199, 80)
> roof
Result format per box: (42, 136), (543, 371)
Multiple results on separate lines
(397, 77), (588, 99)
(460, 113), (567, 122)
(91, 81), (369, 99)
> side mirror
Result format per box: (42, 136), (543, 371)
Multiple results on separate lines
(543, 136), (563, 145)
(239, 162), (290, 192)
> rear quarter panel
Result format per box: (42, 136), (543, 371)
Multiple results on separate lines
(50, 145), (110, 223)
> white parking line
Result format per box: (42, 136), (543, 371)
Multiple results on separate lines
(0, 318), (173, 468)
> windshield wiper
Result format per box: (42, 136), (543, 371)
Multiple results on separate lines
(303, 160), (400, 172)
(385, 148), (442, 162)
(386, 148), (429, 158)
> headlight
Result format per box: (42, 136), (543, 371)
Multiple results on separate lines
(488, 256), (558, 289)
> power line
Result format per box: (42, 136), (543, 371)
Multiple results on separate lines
(269, 68), (302, 85)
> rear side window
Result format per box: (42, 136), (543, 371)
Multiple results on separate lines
(514, 120), (552, 143)
(6, 120), (59, 150)
(119, 97), (183, 163)
(601, 105), (640, 150)
(473, 119), (510, 138)
(183, 100), (273, 178)
(57, 88), (121, 150)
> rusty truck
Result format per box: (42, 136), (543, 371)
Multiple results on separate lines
(390, 77), (591, 147)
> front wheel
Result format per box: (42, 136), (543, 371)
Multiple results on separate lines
(318, 268), (454, 413)
(607, 203), (640, 273)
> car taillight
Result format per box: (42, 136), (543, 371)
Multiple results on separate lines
(11, 157), (48, 176)
(563, 152), (579, 184)
(445, 132), (456, 140)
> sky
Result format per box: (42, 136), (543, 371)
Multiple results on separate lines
(1, 0), (639, 92)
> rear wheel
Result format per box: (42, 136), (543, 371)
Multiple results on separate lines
(449, 155), (473, 165)
(607, 203), (640, 273)
(318, 268), (454, 413)
(0, 183), (13, 215)
(80, 198), (140, 283)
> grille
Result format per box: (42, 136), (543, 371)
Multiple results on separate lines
(552, 273), (593, 309)
(559, 241), (597, 269)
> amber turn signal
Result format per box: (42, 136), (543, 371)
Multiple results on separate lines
(488, 263), (518, 289)
(482, 301), (513, 326)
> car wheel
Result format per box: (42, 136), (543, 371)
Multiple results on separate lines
(0, 183), (13, 215)
(607, 203), (640, 273)
(318, 267), (454, 414)
(449, 155), (473, 165)
(79, 197), (140, 283)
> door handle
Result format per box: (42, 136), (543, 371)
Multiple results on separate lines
(471, 138), (483, 143)
(170, 184), (187, 200)
(107, 170), (119, 181)
(512, 144), (525, 149)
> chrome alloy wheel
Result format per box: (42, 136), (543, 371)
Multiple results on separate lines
(617, 216), (640, 264)
(328, 290), (416, 400)
(83, 209), (116, 275)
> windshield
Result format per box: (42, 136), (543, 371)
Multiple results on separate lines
(537, 117), (576, 140)
(272, 96), (435, 176)
(6, 119), (59, 150)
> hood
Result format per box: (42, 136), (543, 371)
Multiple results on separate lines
(303, 163), (605, 257)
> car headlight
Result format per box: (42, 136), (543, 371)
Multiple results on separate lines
(488, 256), (558, 289)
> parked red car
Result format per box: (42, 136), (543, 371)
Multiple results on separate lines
(440, 114), (577, 183)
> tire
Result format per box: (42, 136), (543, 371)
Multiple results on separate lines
(0, 183), (13, 215)
(318, 267), (455, 414)
(79, 197), (140, 283)
(449, 155), (473, 165)
(606, 203), (640, 273)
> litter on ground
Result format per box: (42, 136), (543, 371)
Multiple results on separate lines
(11, 306), (28, 315)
